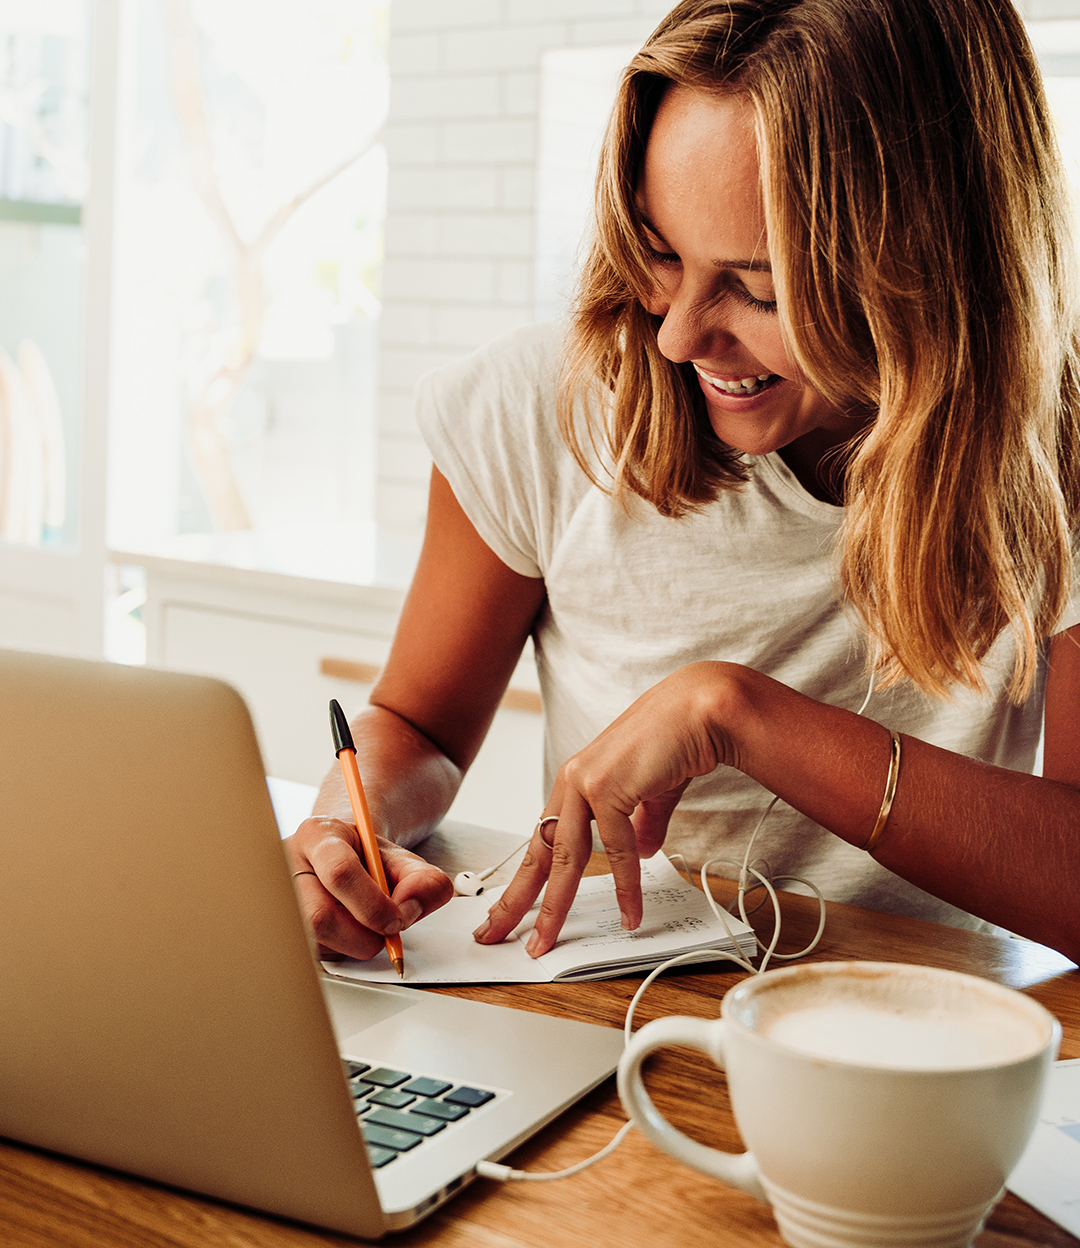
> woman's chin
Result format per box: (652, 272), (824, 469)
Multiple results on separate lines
(707, 420), (786, 457)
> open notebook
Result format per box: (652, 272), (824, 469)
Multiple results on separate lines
(266, 780), (757, 987)
(321, 851), (756, 986)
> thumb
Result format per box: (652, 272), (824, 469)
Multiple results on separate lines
(631, 781), (691, 856)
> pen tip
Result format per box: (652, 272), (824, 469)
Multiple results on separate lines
(392, 957), (405, 979)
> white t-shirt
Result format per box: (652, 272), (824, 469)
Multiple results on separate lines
(417, 321), (1080, 932)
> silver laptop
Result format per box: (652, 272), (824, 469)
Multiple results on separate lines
(0, 648), (623, 1238)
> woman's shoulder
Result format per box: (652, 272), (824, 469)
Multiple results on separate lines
(414, 321), (581, 580)
(415, 320), (570, 467)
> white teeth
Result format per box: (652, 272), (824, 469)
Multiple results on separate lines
(693, 364), (777, 396)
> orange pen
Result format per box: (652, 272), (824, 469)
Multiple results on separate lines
(329, 699), (405, 978)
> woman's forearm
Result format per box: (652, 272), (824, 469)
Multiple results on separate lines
(719, 665), (1080, 961)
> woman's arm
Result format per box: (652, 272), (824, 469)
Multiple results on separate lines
(284, 467), (547, 959)
(861, 625), (1080, 954)
(478, 625), (1080, 962)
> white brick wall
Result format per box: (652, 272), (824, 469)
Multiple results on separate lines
(375, 0), (671, 545)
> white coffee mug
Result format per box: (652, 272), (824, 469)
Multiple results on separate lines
(618, 961), (1060, 1248)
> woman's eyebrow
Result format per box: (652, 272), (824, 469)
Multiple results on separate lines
(638, 212), (772, 273)
(717, 257), (772, 273)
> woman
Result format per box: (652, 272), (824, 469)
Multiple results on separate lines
(287, 0), (1080, 963)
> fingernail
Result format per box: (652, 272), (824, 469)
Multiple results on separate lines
(383, 915), (403, 936)
(621, 915), (633, 930)
(399, 899), (422, 930)
(472, 918), (491, 942)
(525, 931), (542, 957)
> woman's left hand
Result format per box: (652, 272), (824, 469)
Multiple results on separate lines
(472, 662), (740, 956)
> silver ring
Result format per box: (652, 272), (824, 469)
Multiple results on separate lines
(536, 815), (558, 849)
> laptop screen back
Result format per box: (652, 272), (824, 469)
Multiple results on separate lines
(0, 650), (382, 1237)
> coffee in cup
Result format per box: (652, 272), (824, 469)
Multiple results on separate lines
(618, 961), (1059, 1248)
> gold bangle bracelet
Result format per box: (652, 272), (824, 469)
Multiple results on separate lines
(862, 729), (902, 854)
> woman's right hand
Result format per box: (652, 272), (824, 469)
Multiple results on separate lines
(286, 466), (547, 961)
(285, 815), (453, 961)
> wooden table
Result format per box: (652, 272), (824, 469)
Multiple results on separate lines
(2, 878), (1077, 1248)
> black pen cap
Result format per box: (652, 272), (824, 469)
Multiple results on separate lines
(329, 699), (356, 755)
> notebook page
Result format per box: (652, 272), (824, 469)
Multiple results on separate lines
(323, 889), (546, 984)
(1007, 1059), (1080, 1237)
(535, 853), (752, 981)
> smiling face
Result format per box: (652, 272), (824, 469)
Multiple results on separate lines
(638, 86), (851, 461)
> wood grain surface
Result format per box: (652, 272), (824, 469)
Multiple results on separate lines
(2, 872), (1076, 1248)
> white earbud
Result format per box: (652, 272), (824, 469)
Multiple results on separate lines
(451, 837), (532, 896)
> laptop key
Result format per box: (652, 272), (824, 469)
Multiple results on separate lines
(368, 1089), (416, 1109)
(367, 1109), (446, 1137)
(348, 1078), (375, 1099)
(364, 1066), (411, 1088)
(367, 1145), (397, 1168)
(444, 1086), (495, 1108)
(362, 1123), (423, 1152)
(402, 1077), (452, 1098)
(409, 1099), (469, 1123)
(343, 1060), (371, 1078)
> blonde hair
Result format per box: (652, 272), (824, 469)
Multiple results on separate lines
(563, 0), (1080, 700)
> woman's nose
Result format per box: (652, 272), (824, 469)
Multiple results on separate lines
(654, 286), (737, 364)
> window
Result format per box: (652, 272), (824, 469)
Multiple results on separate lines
(534, 44), (633, 323)
(107, 0), (388, 583)
(1029, 19), (1080, 197)
(0, 0), (89, 552)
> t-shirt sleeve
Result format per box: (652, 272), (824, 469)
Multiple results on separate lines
(414, 322), (572, 580)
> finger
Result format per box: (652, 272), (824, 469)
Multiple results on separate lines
(474, 829), (554, 945)
(631, 781), (691, 856)
(523, 788), (596, 957)
(306, 835), (403, 936)
(283, 815), (349, 864)
(381, 842), (455, 927)
(475, 774), (570, 945)
(293, 873), (388, 961)
(592, 800), (644, 932)
(288, 820), (396, 959)
(473, 784), (569, 944)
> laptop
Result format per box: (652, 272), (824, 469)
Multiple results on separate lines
(0, 648), (624, 1238)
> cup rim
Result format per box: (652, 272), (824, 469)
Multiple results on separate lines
(721, 960), (1060, 1073)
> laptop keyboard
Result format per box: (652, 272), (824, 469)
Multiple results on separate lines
(342, 1059), (497, 1169)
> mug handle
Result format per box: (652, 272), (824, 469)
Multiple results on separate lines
(617, 1015), (767, 1201)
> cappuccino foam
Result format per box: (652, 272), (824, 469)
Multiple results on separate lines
(763, 1002), (1040, 1070)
